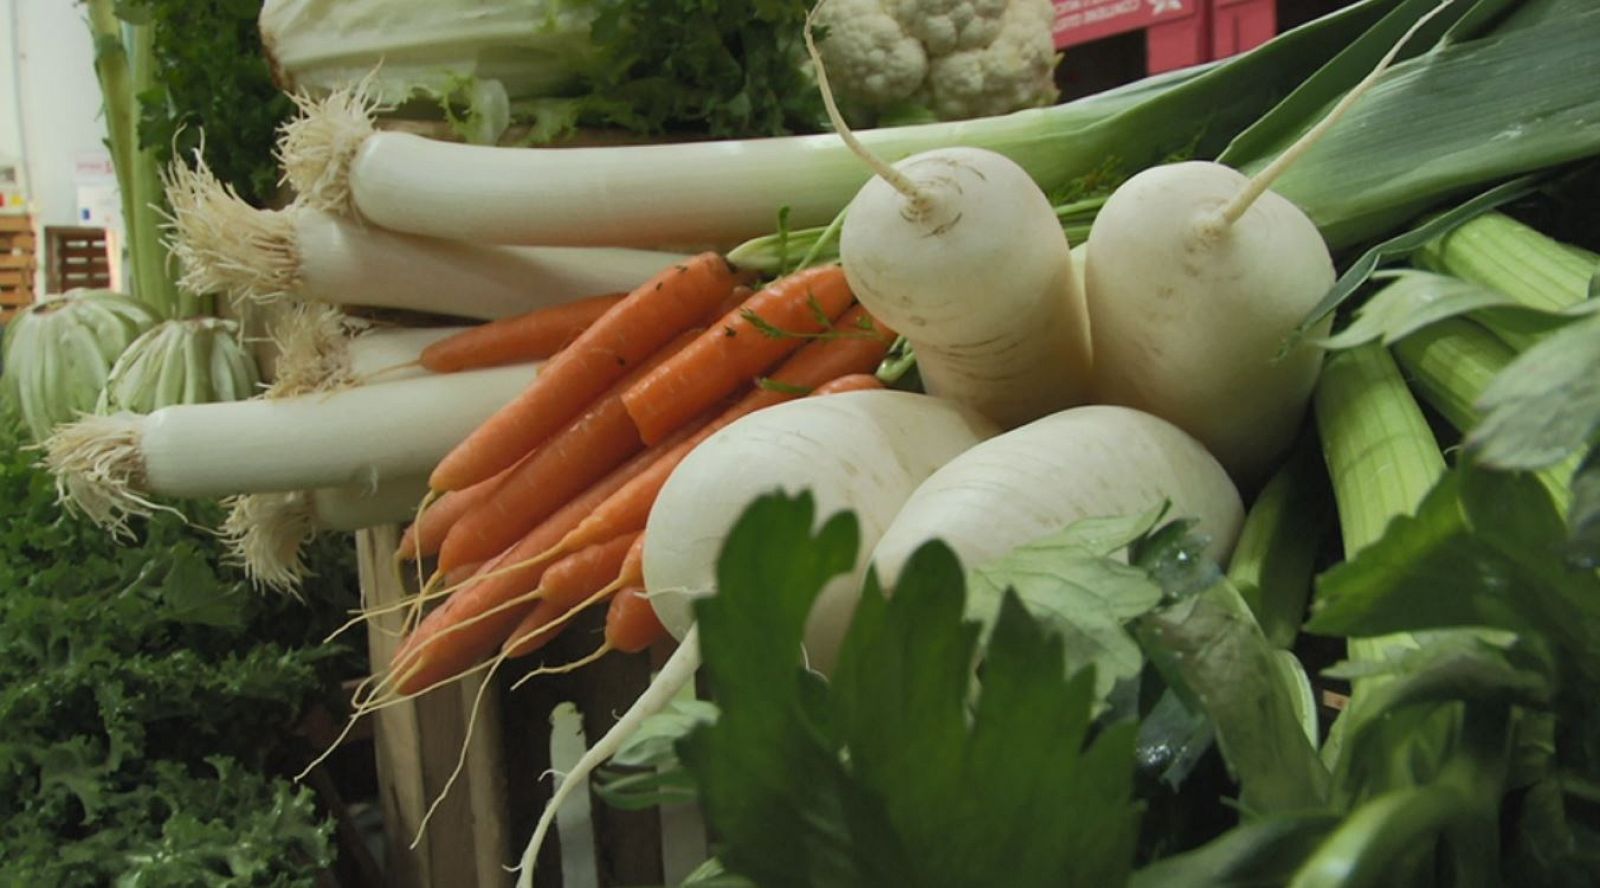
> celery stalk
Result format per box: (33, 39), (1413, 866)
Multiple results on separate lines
(1313, 344), (1446, 746)
(1392, 317), (1580, 511)
(1415, 212), (1597, 351)
(1227, 437), (1334, 649)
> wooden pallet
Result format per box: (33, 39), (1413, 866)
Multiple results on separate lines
(0, 214), (36, 322)
(44, 226), (112, 294)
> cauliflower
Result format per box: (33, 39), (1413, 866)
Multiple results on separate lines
(814, 0), (1059, 122)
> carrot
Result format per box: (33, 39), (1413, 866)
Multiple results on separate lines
(501, 533), (639, 659)
(430, 252), (739, 492)
(812, 373), (885, 395)
(397, 461), (520, 560)
(439, 560), (484, 590)
(435, 327), (701, 573)
(550, 305), (895, 557)
(621, 264), (856, 446)
(389, 441), (678, 695)
(419, 292), (626, 373)
(605, 585), (667, 654)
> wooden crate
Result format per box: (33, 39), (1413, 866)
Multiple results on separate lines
(0, 214), (36, 322)
(354, 528), (705, 888)
(44, 226), (113, 294)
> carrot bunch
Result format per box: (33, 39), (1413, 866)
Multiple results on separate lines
(379, 253), (896, 698)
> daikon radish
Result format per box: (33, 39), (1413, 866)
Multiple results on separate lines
(645, 389), (1000, 670)
(816, 20), (1091, 428)
(870, 404), (1246, 585)
(1083, 0), (1453, 481)
(515, 390), (998, 886)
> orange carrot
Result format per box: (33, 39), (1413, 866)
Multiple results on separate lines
(605, 586), (667, 654)
(812, 373), (886, 395)
(397, 461), (520, 560)
(551, 305), (895, 557)
(621, 264), (856, 446)
(419, 292), (626, 373)
(389, 442), (678, 695)
(430, 252), (739, 492)
(440, 560), (484, 590)
(435, 327), (701, 573)
(501, 533), (639, 659)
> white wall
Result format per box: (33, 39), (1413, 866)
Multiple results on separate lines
(6, 0), (110, 229)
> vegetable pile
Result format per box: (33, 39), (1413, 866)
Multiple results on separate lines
(10, 0), (1600, 884)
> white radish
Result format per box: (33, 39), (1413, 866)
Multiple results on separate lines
(647, 389), (1000, 668)
(870, 404), (1245, 585)
(515, 390), (998, 887)
(814, 25), (1091, 428)
(1083, 1), (1452, 482)
(221, 475), (429, 592)
(163, 155), (685, 317)
(43, 363), (539, 535)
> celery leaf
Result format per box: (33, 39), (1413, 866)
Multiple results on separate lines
(680, 491), (1138, 888)
(1469, 312), (1600, 469)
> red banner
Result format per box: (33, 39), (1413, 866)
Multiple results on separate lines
(1052, 0), (1198, 49)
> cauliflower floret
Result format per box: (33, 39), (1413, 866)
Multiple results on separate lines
(814, 0), (930, 106)
(817, 0), (1059, 121)
(889, 0), (1009, 55)
(921, 0), (1057, 119)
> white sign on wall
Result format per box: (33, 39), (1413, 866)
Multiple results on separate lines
(73, 149), (121, 229)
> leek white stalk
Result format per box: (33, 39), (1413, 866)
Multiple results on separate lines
(347, 326), (463, 384)
(222, 475), (428, 592)
(275, 76), (1190, 249)
(265, 303), (461, 397)
(164, 155), (686, 315)
(43, 363), (538, 535)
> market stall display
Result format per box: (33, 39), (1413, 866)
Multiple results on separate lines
(2, 0), (1599, 885)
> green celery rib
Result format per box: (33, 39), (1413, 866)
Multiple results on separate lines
(1315, 344), (1446, 556)
(1391, 316), (1579, 511)
(1415, 212), (1597, 351)
(1227, 436), (1334, 649)
(1314, 344), (1446, 686)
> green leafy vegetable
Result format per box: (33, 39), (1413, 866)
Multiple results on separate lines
(0, 415), (357, 885)
(963, 507), (1166, 703)
(123, 0), (293, 208)
(1468, 313), (1600, 470)
(1315, 271), (1598, 351)
(1568, 446), (1600, 567)
(1308, 467), (1600, 676)
(1136, 523), (1330, 815)
(679, 491), (1138, 888)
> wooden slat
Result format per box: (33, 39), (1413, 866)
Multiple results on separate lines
(356, 527), (512, 888)
(0, 215), (30, 232)
(0, 254), (33, 269)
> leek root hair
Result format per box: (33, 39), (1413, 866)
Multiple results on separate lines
(42, 414), (171, 537)
(265, 302), (367, 398)
(220, 491), (317, 594)
(162, 150), (299, 304)
(277, 79), (381, 215)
